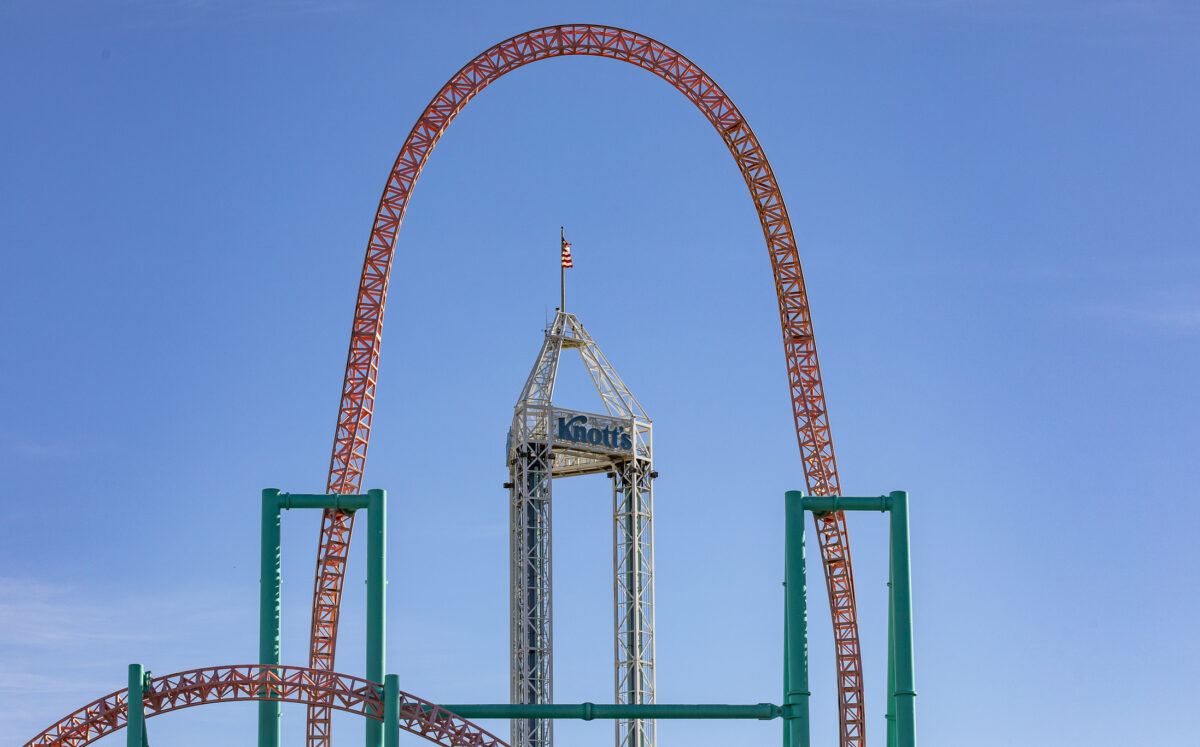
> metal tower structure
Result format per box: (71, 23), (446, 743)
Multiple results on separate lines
(508, 309), (655, 747)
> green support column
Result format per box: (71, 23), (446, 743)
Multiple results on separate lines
(887, 542), (897, 747)
(259, 489), (282, 747)
(783, 583), (789, 729)
(889, 491), (916, 747)
(782, 491), (810, 747)
(384, 674), (400, 747)
(366, 489), (387, 747)
(127, 664), (144, 747)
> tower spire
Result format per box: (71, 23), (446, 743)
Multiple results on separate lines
(559, 227), (573, 311)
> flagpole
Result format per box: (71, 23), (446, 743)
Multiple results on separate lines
(560, 225), (565, 312)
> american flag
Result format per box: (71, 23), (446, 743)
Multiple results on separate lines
(561, 238), (573, 268)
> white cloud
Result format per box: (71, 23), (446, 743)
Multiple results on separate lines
(0, 578), (141, 648)
(0, 576), (250, 740)
(1083, 300), (1200, 333)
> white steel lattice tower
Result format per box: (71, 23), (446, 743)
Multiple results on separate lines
(508, 309), (655, 747)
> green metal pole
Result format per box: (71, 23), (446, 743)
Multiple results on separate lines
(127, 664), (144, 747)
(259, 489), (281, 747)
(783, 491), (810, 747)
(366, 489), (387, 747)
(384, 674), (400, 747)
(782, 510), (792, 747)
(783, 576), (790, 731)
(887, 538), (897, 747)
(436, 703), (782, 720)
(889, 491), (916, 747)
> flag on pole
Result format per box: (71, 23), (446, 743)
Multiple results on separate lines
(561, 237), (574, 268)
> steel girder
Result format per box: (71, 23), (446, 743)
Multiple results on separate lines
(510, 443), (555, 747)
(613, 457), (655, 747)
(314, 24), (860, 747)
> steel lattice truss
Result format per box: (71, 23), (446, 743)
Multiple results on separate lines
(509, 310), (656, 747)
(314, 24), (861, 747)
(510, 440), (555, 747)
(24, 665), (507, 747)
(613, 458), (655, 747)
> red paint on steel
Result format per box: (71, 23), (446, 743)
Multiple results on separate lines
(25, 665), (507, 747)
(313, 24), (863, 746)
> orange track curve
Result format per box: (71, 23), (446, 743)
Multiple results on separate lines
(312, 24), (863, 747)
(24, 665), (507, 747)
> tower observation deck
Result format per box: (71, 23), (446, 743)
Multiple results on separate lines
(507, 309), (656, 747)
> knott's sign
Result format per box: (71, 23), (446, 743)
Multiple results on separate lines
(551, 408), (635, 453)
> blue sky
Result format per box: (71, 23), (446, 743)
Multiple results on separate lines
(2, 1), (1198, 745)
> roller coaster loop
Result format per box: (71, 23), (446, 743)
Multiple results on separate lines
(172, 22), (862, 747)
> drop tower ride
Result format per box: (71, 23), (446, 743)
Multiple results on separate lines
(507, 307), (656, 747)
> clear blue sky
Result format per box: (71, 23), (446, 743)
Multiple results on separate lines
(3, 2), (1198, 745)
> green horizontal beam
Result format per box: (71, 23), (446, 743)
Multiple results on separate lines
(435, 703), (781, 721)
(268, 492), (371, 511)
(800, 495), (892, 514)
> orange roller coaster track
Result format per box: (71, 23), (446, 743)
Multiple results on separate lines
(312, 24), (862, 747)
(24, 665), (507, 747)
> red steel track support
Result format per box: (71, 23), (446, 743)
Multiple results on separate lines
(24, 665), (507, 747)
(312, 24), (863, 747)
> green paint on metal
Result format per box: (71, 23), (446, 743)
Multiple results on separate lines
(384, 675), (400, 747)
(889, 491), (916, 747)
(278, 493), (370, 511)
(799, 495), (892, 514)
(141, 672), (151, 747)
(366, 489), (387, 747)
(887, 542), (897, 747)
(782, 574), (789, 734)
(435, 704), (781, 720)
(258, 489), (281, 747)
(127, 664), (144, 747)
(783, 491), (811, 747)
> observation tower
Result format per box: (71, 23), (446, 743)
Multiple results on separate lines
(507, 306), (656, 747)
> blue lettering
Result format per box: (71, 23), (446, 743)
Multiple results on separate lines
(555, 415), (636, 452)
(558, 415), (586, 440)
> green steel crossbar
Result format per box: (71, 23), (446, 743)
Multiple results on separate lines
(276, 492), (372, 511)
(800, 495), (893, 513)
(433, 703), (782, 720)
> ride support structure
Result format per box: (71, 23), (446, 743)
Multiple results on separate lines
(508, 309), (656, 747)
(26, 487), (917, 747)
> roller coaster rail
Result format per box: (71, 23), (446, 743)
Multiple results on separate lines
(311, 23), (863, 747)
